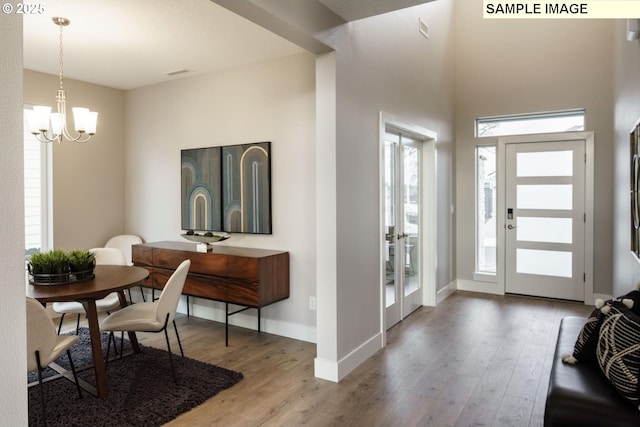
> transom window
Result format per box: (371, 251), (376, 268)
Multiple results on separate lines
(476, 109), (585, 138)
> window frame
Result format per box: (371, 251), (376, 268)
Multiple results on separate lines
(23, 105), (52, 260)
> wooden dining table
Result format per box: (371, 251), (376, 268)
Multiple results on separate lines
(27, 264), (149, 398)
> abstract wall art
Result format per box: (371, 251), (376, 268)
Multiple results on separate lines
(222, 142), (271, 234)
(181, 142), (271, 234)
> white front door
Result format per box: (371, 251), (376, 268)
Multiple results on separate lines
(504, 138), (586, 301)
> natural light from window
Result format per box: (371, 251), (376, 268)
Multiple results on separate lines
(23, 107), (50, 260)
(476, 146), (496, 274)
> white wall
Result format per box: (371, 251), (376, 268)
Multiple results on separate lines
(125, 53), (317, 342)
(0, 14), (28, 425)
(612, 22), (640, 296)
(23, 70), (126, 250)
(315, 0), (456, 379)
(455, 3), (615, 296)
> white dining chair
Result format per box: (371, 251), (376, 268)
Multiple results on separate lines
(100, 259), (191, 382)
(105, 234), (145, 302)
(53, 247), (126, 334)
(27, 296), (83, 423)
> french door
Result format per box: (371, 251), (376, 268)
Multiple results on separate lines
(504, 138), (586, 301)
(384, 131), (422, 329)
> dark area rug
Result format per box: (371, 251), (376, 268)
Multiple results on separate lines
(28, 328), (243, 427)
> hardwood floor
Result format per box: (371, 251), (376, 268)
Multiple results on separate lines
(61, 291), (592, 426)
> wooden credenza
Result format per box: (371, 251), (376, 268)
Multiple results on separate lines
(132, 241), (289, 345)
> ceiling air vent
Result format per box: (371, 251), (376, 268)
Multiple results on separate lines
(164, 69), (192, 77)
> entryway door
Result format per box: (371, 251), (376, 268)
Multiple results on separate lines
(501, 133), (593, 302)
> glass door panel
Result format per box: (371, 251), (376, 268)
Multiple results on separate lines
(516, 150), (573, 177)
(516, 185), (573, 210)
(516, 217), (573, 244)
(384, 140), (397, 310)
(402, 143), (421, 317)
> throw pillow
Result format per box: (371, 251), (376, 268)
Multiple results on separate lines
(596, 301), (640, 409)
(620, 289), (640, 316)
(563, 299), (607, 364)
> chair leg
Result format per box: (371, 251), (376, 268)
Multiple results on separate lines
(139, 286), (146, 302)
(119, 331), (124, 359)
(164, 328), (177, 383)
(66, 349), (83, 400)
(35, 351), (47, 427)
(75, 314), (81, 335)
(173, 320), (184, 357)
(105, 331), (114, 364)
(57, 313), (66, 334)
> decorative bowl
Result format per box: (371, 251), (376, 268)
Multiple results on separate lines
(180, 233), (230, 244)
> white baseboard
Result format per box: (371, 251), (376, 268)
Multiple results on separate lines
(456, 279), (504, 295)
(592, 293), (613, 305)
(436, 281), (457, 305)
(162, 294), (317, 344)
(314, 332), (383, 383)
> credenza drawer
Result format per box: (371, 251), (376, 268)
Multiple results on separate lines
(153, 248), (227, 276)
(153, 269), (227, 301)
(227, 280), (259, 306)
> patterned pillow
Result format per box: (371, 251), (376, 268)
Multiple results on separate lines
(620, 290), (640, 316)
(565, 300), (607, 363)
(596, 301), (640, 409)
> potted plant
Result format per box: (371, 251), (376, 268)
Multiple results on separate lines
(28, 248), (96, 285)
(68, 249), (96, 280)
(28, 249), (71, 284)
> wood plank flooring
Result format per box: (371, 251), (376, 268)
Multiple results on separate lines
(60, 291), (592, 426)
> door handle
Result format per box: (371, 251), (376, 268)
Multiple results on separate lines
(507, 224), (517, 230)
(397, 232), (409, 239)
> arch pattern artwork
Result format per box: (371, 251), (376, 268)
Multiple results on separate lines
(181, 142), (271, 234)
(181, 147), (221, 231)
(223, 142), (271, 234)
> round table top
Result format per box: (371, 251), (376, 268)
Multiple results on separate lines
(27, 264), (149, 303)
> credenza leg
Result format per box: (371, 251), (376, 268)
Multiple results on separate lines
(258, 308), (261, 334)
(225, 302), (229, 347)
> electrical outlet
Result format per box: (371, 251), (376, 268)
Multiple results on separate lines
(309, 296), (317, 310)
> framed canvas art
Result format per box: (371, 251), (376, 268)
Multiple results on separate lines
(181, 141), (272, 234)
(222, 142), (272, 234)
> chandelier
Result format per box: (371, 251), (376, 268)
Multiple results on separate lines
(26, 17), (98, 143)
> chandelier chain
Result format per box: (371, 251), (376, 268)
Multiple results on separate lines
(58, 20), (64, 91)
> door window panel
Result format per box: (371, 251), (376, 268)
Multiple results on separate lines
(516, 248), (572, 278)
(517, 217), (572, 244)
(517, 185), (573, 210)
(517, 150), (573, 177)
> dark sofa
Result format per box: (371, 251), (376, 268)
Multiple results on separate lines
(544, 316), (640, 427)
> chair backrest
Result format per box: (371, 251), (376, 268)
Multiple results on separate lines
(104, 234), (143, 266)
(26, 296), (57, 372)
(156, 260), (191, 325)
(90, 247), (127, 265)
